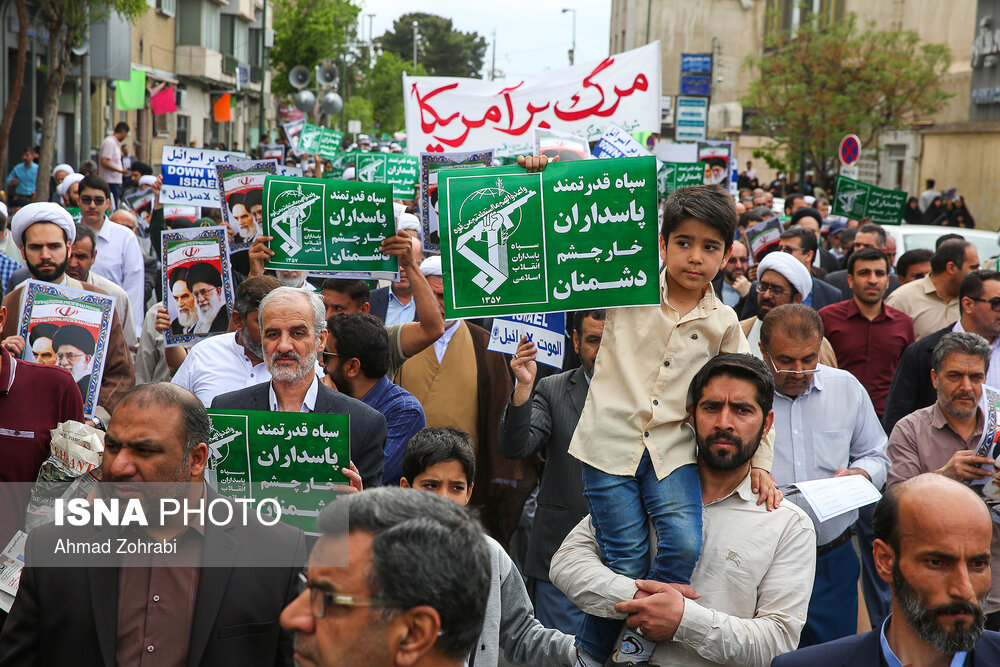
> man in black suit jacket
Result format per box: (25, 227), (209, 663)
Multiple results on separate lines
(0, 382), (306, 666)
(711, 240), (751, 313)
(210, 286), (387, 488)
(883, 270), (1000, 435)
(499, 309), (605, 635)
(773, 474), (1000, 667)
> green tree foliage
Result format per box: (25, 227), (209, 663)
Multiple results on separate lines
(742, 13), (951, 188)
(366, 51), (425, 134)
(36, 0), (146, 200)
(271, 0), (360, 97)
(379, 12), (486, 78)
(342, 96), (374, 136)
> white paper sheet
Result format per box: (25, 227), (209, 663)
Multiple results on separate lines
(792, 475), (882, 523)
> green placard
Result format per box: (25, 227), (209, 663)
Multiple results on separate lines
(297, 123), (322, 153)
(831, 174), (907, 225)
(205, 410), (350, 534)
(322, 151), (363, 180)
(298, 123), (344, 160)
(317, 129), (344, 160)
(355, 153), (419, 199)
(262, 175), (399, 279)
(657, 162), (704, 197)
(65, 207), (81, 223)
(439, 156), (660, 319)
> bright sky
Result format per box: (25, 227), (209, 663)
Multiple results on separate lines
(357, 0), (611, 81)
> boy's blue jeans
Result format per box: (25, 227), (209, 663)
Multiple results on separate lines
(576, 453), (703, 661)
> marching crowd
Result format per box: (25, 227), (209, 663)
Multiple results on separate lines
(0, 133), (995, 667)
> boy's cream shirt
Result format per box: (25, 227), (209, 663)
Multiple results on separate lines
(568, 270), (774, 478)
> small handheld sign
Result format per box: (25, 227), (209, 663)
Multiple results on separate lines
(839, 134), (861, 166)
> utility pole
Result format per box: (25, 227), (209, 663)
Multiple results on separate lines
(412, 21), (419, 68)
(80, 44), (91, 166)
(258, 0), (268, 145)
(490, 29), (496, 81)
(561, 8), (576, 65)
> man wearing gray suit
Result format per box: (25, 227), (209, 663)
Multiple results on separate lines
(499, 309), (606, 635)
(212, 287), (387, 489)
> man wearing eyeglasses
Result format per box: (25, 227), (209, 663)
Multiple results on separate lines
(281, 487), (492, 667)
(884, 332), (1000, 632)
(78, 174), (145, 337)
(884, 270), (1000, 436)
(739, 251), (839, 367)
(760, 304), (889, 647)
(710, 240), (751, 311)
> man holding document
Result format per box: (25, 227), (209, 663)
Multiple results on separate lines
(760, 304), (889, 647)
(885, 331), (1000, 631)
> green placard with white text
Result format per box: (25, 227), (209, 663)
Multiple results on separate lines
(657, 162), (704, 197)
(205, 410), (350, 534)
(262, 176), (399, 279)
(831, 174), (907, 225)
(356, 153), (419, 199)
(438, 156), (660, 319)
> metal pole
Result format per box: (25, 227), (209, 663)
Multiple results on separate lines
(490, 29), (496, 80)
(412, 21), (418, 68)
(80, 45), (91, 166)
(258, 0), (267, 145)
(571, 11), (575, 65)
(561, 9), (576, 66)
(645, 0), (652, 44)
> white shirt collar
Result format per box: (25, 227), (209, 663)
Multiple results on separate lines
(268, 374), (319, 412)
(433, 320), (461, 364)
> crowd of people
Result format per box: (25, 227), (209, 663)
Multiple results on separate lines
(0, 130), (996, 667)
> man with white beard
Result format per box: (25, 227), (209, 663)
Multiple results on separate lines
(274, 270), (311, 289)
(211, 287), (387, 489)
(172, 276), (280, 405)
(186, 262), (228, 334)
(51, 323), (96, 399)
(167, 268), (198, 334)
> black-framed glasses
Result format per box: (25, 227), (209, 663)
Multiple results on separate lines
(970, 297), (1000, 312)
(80, 196), (106, 206)
(756, 282), (788, 298)
(297, 572), (387, 618)
(322, 351), (344, 360)
(779, 245), (803, 256)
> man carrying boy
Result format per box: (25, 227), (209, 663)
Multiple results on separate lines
(551, 354), (817, 666)
(399, 427), (576, 666)
(567, 184), (777, 667)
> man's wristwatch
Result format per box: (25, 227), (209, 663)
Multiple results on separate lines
(90, 416), (106, 431)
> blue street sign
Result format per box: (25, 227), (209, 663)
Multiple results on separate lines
(681, 53), (712, 74)
(680, 75), (711, 96)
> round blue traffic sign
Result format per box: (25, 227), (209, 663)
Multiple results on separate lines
(839, 134), (861, 166)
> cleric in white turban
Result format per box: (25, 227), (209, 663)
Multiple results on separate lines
(419, 254), (442, 277)
(10, 202), (76, 247)
(756, 250), (813, 301)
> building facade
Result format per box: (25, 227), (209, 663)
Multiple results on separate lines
(611, 0), (995, 227)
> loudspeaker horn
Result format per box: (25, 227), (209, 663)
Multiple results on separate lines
(317, 64), (338, 87)
(71, 37), (89, 56)
(288, 65), (311, 90)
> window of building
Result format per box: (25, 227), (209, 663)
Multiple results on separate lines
(765, 0), (844, 38)
(157, 0), (175, 17)
(178, 0), (220, 51)
(154, 110), (170, 137)
(176, 115), (189, 145)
